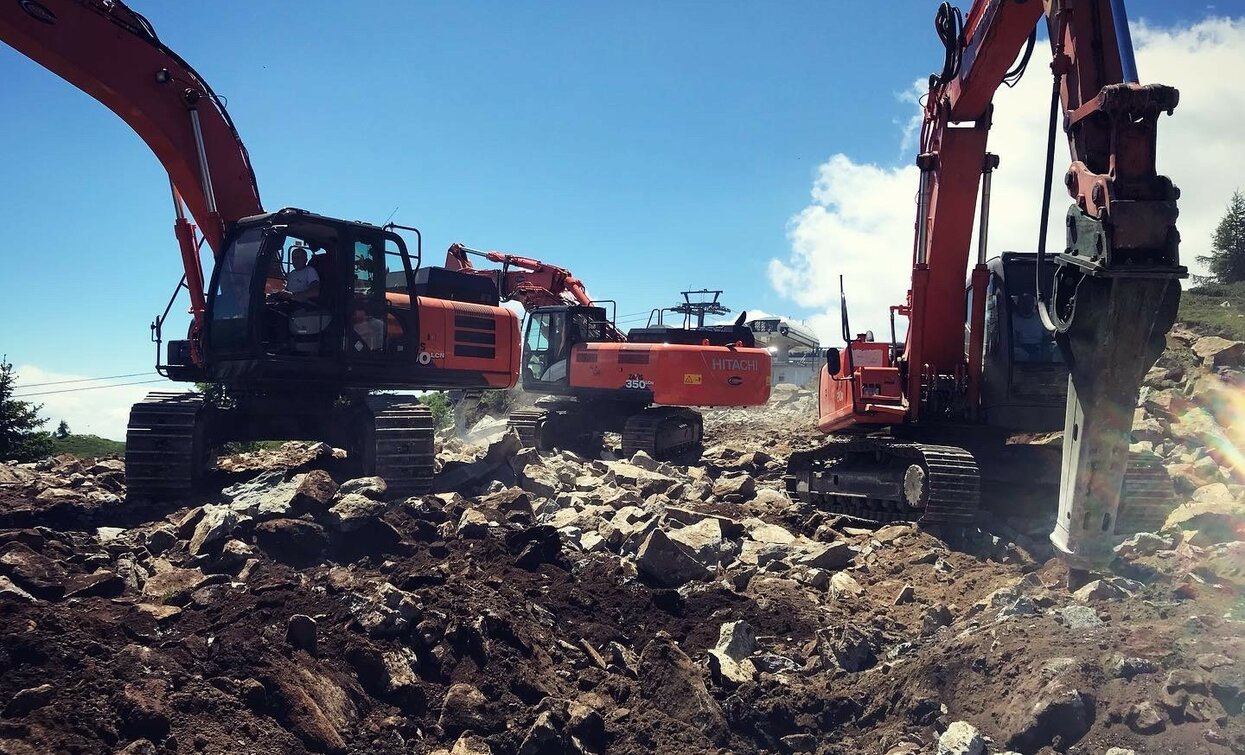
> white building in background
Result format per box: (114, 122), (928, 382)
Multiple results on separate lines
(747, 317), (822, 387)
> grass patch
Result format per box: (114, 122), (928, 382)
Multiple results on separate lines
(50, 434), (124, 458)
(1179, 282), (1245, 341)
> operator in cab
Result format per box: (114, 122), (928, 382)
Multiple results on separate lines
(272, 245), (320, 303)
(1012, 292), (1051, 361)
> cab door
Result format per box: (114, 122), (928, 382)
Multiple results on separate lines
(345, 230), (417, 363)
(346, 233), (391, 358)
(522, 310), (572, 392)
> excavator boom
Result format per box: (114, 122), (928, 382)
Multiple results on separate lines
(0, 0), (262, 248)
(1, 0), (263, 330)
(446, 243), (625, 341)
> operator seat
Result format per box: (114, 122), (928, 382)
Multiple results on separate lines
(286, 251), (335, 354)
(308, 252), (335, 310)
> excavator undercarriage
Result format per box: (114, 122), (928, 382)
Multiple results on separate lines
(785, 433), (1175, 532)
(125, 391), (435, 499)
(507, 400), (704, 460)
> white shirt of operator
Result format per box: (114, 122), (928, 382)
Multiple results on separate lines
(287, 266), (319, 294)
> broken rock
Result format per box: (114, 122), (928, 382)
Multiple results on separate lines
(338, 476), (388, 499)
(4, 684), (55, 717)
(636, 529), (711, 587)
(712, 474), (755, 500)
(254, 519), (329, 565)
(438, 683), (495, 735)
(666, 518), (726, 567)
(795, 540), (855, 570)
(287, 614), (318, 655)
(938, 720), (984, 755)
(140, 562), (207, 606)
(0, 542), (66, 599)
(1005, 679), (1094, 751)
(829, 571), (865, 600)
(707, 620), (757, 686)
(1192, 335), (1245, 368)
(457, 509), (491, 539)
(326, 494), (387, 532)
(189, 505), (243, 555)
(603, 461), (677, 498)
(1127, 700), (1166, 734)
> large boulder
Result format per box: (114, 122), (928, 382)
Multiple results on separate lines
(636, 530), (711, 587)
(1165, 483), (1245, 544)
(1192, 336), (1245, 368)
(0, 542), (66, 600)
(666, 518), (727, 567)
(254, 519), (329, 565)
(326, 494), (387, 533)
(603, 462), (677, 498)
(189, 505), (244, 555)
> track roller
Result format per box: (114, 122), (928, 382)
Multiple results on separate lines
(784, 438), (979, 525)
(622, 407), (703, 461)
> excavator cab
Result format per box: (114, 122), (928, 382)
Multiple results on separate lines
(199, 208), (422, 387)
(520, 305), (611, 393)
(973, 253), (1067, 430)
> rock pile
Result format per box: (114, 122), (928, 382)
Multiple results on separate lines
(0, 345), (1243, 753)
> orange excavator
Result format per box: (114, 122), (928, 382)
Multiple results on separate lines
(446, 245), (772, 459)
(1, 0), (520, 497)
(785, 0), (1185, 567)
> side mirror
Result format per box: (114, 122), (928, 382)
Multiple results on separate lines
(826, 347), (842, 375)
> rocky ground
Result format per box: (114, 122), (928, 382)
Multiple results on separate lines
(2, 330), (1245, 755)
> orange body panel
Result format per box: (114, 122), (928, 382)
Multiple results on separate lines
(568, 343), (771, 407)
(818, 340), (906, 433)
(386, 293), (519, 389)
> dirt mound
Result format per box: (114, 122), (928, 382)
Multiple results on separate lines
(2, 339), (1245, 754)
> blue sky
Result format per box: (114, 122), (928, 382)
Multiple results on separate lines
(0, 0), (1234, 437)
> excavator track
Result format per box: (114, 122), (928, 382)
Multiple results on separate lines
(784, 438), (979, 526)
(622, 407), (703, 461)
(1116, 452), (1178, 535)
(507, 409), (547, 450)
(125, 391), (207, 500)
(507, 406), (602, 454)
(367, 399), (435, 497)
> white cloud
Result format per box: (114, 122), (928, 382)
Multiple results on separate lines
(12, 365), (165, 442)
(770, 16), (1245, 345)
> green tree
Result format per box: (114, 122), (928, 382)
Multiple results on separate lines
(0, 358), (54, 462)
(55, 420), (70, 439)
(417, 391), (453, 430)
(1197, 190), (1245, 284)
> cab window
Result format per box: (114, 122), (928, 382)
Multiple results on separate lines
(384, 236), (411, 294)
(353, 238), (383, 299)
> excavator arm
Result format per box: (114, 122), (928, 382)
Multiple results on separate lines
(0, 0), (264, 326)
(446, 243), (626, 341)
(912, 0), (1185, 566)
